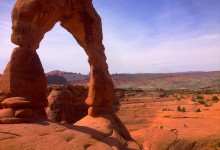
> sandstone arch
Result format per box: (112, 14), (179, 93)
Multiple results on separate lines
(0, 0), (114, 122)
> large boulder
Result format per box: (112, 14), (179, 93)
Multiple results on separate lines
(46, 84), (88, 124)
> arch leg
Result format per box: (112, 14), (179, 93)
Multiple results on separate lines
(61, 1), (114, 116)
(0, 0), (66, 121)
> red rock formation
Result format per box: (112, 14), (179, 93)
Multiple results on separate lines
(46, 84), (88, 124)
(0, 0), (114, 122)
(0, 120), (141, 150)
(0, 97), (46, 123)
(0, 1), (139, 147)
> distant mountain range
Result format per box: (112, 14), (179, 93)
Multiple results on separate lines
(46, 70), (220, 90)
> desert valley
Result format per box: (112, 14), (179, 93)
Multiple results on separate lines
(47, 71), (220, 149)
(1, 71), (220, 149)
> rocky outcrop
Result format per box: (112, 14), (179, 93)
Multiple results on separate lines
(0, 97), (46, 123)
(46, 85), (125, 123)
(46, 84), (88, 124)
(0, 1), (136, 148)
(47, 75), (67, 85)
(0, 47), (49, 122)
(46, 70), (89, 84)
(132, 127), (220, 150)
(0, 0), (114, 122)
(74, 114), (140, 149)
(0, 119), (141, 150)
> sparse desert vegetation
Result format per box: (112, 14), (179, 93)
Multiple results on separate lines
(212, 95), (219, 102)
(114, 86), (220, 149)
(195, 108), (201, 112)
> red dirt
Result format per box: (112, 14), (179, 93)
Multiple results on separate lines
(116, 94), (220, 149)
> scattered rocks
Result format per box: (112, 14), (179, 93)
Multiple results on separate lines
(0, 108), (15, 119)
(0, 97), (44, 123)
(1, 97), (32, 108)
(15, 108), (33, 118)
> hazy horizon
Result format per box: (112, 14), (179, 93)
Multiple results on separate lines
(0, 0), (220, 74)
(45, 69), (220, 75)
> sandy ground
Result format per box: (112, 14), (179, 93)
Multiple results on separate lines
(116, 94), (220, 149)
(1, 93), (220, 150)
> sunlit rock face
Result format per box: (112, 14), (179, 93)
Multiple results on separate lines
(0, 0), (115, 122)
(46, 84), (88, 124)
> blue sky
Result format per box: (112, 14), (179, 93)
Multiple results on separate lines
(0, 0), (220, 74)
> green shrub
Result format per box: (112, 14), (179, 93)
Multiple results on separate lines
(176, 97), (181, 101)
(212, 96), (219, 102)
(196, 95), (204, 99)
(204, 104), (209, 107)
(198, 100), (205, 105)
(163, 108), (168, 111)
(182, 107), (186, 112)
(177, 106), (186, 112)
(195, 108), (201, 112)
(204, 90), (212, 94)
(177, 106), (182, 112)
